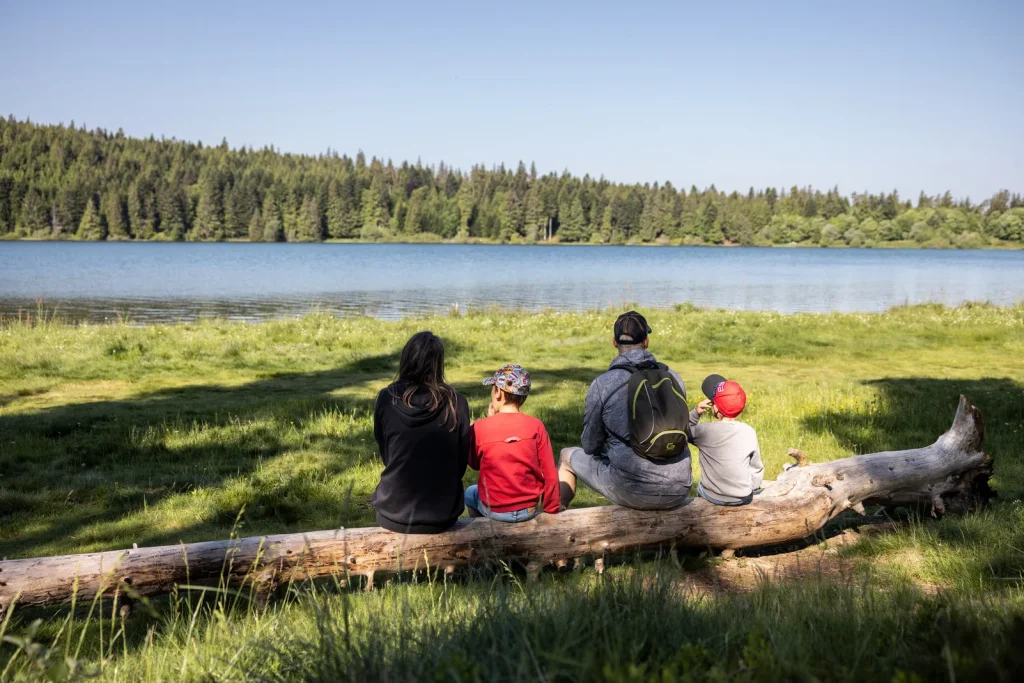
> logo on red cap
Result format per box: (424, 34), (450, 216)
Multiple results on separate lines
(712, 381), (746, 418)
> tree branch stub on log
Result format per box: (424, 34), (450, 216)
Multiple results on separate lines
(0, 396), (992, 611)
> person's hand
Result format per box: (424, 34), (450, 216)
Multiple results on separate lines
(696, 399), (713, 416)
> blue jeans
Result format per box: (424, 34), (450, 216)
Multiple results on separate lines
(697, 481), (753, 506)
(464, 485), (541, 523)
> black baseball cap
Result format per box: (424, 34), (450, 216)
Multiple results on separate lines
(614, 310), (651, 345)
(701, 374), (728, 400)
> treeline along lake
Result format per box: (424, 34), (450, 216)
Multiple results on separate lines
(1, 117), (1023, 248)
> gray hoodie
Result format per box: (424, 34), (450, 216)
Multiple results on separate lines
(581, 349), (693, 496)
(688, 408), (764, 504)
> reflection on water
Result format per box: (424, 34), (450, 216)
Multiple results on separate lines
(1, 242), (1022, 323)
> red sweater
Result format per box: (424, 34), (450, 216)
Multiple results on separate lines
(470, 412), (560, 514)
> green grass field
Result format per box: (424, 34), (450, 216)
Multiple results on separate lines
(1, 304), (1023, 681)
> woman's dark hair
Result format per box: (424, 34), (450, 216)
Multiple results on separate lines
(395, 331), (458, 428)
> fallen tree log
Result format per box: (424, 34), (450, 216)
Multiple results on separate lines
(0, 396), (992, 612)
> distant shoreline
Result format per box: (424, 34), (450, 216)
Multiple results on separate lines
(2, 236), (1022, 251)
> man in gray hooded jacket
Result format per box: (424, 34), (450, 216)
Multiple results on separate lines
(557, 311), (692, 510)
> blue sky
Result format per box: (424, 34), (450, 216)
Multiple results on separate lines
(2, 0), (1021, 199)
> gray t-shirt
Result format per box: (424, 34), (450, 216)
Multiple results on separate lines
(688, 409), (764, 504)
(580, 349), (692, 495)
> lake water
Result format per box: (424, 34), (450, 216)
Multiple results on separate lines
(1, 242), (1022, 323)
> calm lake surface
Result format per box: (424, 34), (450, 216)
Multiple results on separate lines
(1, 242), (1022, 323)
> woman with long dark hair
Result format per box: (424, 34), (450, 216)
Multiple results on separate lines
(371, 331), (472, 533)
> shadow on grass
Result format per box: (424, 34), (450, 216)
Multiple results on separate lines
(0, 351), (407, 558)
(2, 336), (591, 560)
(253, 574), (1024, 682)
(800, 377), (1023, 488)
(802, 376), (1024, 588)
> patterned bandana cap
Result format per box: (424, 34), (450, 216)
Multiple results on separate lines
(483, 364), (532, 396)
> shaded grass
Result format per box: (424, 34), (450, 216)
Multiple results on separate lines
(5, 570), (1024, 681)
(251, 573), (1024, 683)
(0, 304), (1022, 679)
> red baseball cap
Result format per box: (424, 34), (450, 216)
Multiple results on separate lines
(706, 377), (746, 417)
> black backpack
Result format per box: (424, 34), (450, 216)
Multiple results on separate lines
(612, 361), (690, 460)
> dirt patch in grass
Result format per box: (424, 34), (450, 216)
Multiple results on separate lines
(681, 527), (945, 595)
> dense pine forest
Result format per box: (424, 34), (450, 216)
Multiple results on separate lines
(1, 115), (1022, 247)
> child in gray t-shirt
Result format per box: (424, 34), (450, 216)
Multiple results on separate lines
(688, 374), (764, 506)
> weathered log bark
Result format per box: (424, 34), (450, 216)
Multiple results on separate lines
(0, 396), (992, 612)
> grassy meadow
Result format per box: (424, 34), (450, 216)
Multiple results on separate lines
(1, 304), (1023, 680)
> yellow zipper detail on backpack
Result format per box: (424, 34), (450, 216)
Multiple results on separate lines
(631, 379), (647, 420)
(650, 377), (686, 402)
(646, 430), (689, 452)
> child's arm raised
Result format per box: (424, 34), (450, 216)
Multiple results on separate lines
(691, 400), (711, 425)
(687, 400), (711, 445)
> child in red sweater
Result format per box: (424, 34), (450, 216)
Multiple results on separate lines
(465, 364), (560, 521)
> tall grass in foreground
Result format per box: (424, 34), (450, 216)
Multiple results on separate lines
(3, 568), (1024, 682)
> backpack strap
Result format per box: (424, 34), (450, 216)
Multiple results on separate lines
(603, 361), (656, 445)
(602, 366), (633, 444)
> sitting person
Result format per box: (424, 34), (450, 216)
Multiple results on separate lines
(372, 331), (472, 534)
(557, 311), (692, 510)
(465, 364), (560, 521)
(689, 374), (764, 506)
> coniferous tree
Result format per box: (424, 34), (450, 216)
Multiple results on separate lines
(596, 206), (612, 243)
(638, 189), (659, 242)
(502, 188), (524, 239)
(192, 170), (223, 240)
(404, 186), (428, 234)
(229, 182), (255, 239)
(455, 182), (473, 240)
(523, 185), (543, 242)
(295, 195), (323, 242)
(16, 188), (49, 236)
(559, 196), (587, 242)
(339, 174), (361, 238)
(76, 198), (105, 240)
(127, 183), (144, 239)
(157, 184), (186, 240)
(247, 208), (264, 242)
(128, 182), (158, 239)
(0, 173), (14, 235)
(262, 194), (283, 242)
(104, 189), (130, 240)
(701, 200), (725, 244)
(53, 183), (83, 238)
(281, 193), (301, 241)
(222, 183), (240, 239)
(326, 180), (346, 239)
(360, 177), (390, 240)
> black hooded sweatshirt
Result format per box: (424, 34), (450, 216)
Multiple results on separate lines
(371, 381), (472, 534)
